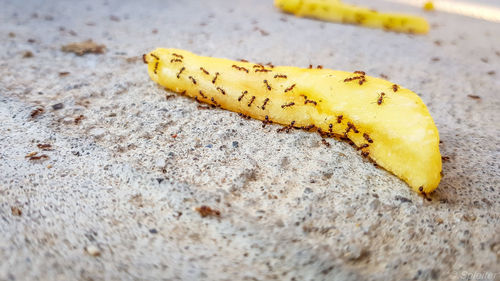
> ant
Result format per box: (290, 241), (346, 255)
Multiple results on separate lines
(363, 133), (373, 143)
(347, 122), (359, 133)
(198, 90), (207, 99)
(74, 114), (84, 124)
(232, 65), (249, 73)
(392, 84), (399, 92)
(176, 67), (185, 78)
(277, 121), (295, 133)
(343, 76), (363, 82)
(321, 139), (330, 147)
(304, 97), (317, 105)
(37, 143), (52, 150)
(262, 115), (273, 127)
(261, 98), (270, 110)
(248, 96), (256, 107)
(212, 72), (219, 84)
(377, 92), (385, 105)
(284, 84), (296, 92)
(30, 107), (44, 118)
(27, 153), (49, 161)
(263, 80), (272, 90)
(200, 67), (210, 75)
(357, 144), (369, 150)
(154, 61), (159, 74)
(211, 97), (218, 106)
(281, 102), (295, 108)
(216, 87), (226, 95)
(238, 90), (247, 101)
(301, 125), (315, 131)
(419, 186), (432, 201)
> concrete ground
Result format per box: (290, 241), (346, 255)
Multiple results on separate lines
(0, 0), (499, 280)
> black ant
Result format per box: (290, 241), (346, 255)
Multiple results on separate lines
(263, 80), (272, 90)
(198, 90), (207, 99)
(284, 84), (296, 92)
(176, 67), (185, 78)
(277, 121), (295, 133)
(363, 133), (373, 143)
(154, 62), (159, 74)
(321, 139), (330, 147)
(232, 65), (249, 73)
(262, 115), (273, 127)
(216, 87), (226, 95)
(248, 96), (256, 107)
(261, 98), (270, 110)
(212, 72), (219, 84)
(238, 90), (247, 101)
(200, 67), (210, 75)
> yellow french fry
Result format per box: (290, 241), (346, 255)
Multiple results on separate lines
(275, 0), (430, 34)
(144, 48), (442, 193)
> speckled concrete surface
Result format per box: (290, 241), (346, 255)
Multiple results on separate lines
(0, 0), (499, 280)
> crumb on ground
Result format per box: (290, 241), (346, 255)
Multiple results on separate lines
(61, 39), (106, 56)
(195, 206), (221, 218)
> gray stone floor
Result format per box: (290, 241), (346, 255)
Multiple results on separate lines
(0, 0), (499, 280)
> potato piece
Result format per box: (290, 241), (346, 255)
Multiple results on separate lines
(144, 48), (442, 193)
(275, 0), (430, 34)
(423, 1), (435, 11)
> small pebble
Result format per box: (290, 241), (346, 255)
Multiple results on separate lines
(232, 141), (239, 148)
(90, 128), (107, 138)
(155, 158), (166, 168)
(370, 199), (380, 210)
(22, 51), (33, 58)
(51, 103), (64, 110)
(85, 245), (101, 257)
